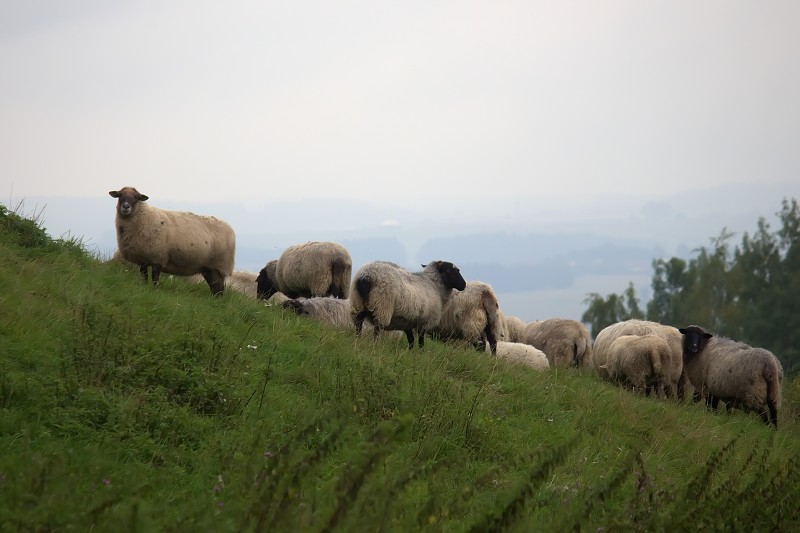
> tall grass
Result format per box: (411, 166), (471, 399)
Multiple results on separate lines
(1, 202), (798, 531)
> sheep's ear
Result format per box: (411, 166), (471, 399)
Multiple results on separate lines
(138, 193), (149, 201)
(678, 328), (687, 334)
(421, 263), (427, 268)
(109, 190), (120, 198)
(703, 332), (713, 339)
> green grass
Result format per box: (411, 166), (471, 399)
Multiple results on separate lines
(1, 202), (799, 531)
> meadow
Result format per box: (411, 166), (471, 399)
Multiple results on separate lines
(1, 203), (798, 531)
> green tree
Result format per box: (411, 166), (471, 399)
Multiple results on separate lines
(582, 282), (643, 337)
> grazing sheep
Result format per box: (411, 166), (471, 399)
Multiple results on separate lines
(256, 260), (278, 299)
(282, 297), (353, 330)
(109, 187), (236, 295)
(523, 318), (592, 368)
(592, 319), (687, 399)
(604, 334), (670, 397)
(679, 325), (783, 428)
(350, 260), (466, 349)
(499, 313), (527, 344)
(491, 341), (550, 370)
(433, 281), (503, 354)
(256, 241), (352, 300)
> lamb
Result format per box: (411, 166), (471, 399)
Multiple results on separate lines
(256, 241), (352, 300)
(433, 281), (503, 354)
(109, 187), (236, 295)
(523, 318), (592, 368)
(591, 319), (686, 399)
(350, 260), (467, 349)
(491, 341), (550, 370)
(679, 325), (783, 428)
(499, 312), (527, 343)
(282, 297), (353, 330)
(604, 334), (670, 397)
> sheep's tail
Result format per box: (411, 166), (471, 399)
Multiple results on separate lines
(649, 346), (662, 377)
(328, 258), (348, 298)
(355, 275), (372, 307)
(480, 289), (500, 354)
(764, 361), (781, 429)
(573, 338), (588, 367)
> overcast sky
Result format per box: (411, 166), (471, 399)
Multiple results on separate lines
(2, 1), (799, 212)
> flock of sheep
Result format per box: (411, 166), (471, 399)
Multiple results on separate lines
(108, 187), (785, 429)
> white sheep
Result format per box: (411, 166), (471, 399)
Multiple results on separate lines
(350, 260), (467, 349)
(604, 334), (670, 397)
(256, 241), (352, 300)
(433, 281), (503, 354)
(490, 341), (550, 370)
(592, 319), (687, 399)
(499, 312), (527, 343)
(282, 297), (353, 330)
(523, 318), (592, 368)
(109, 187), (236, 295)
(679, 325), (783, 428)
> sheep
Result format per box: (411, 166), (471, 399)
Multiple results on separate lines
(256, 241), (351, 300)
(591, 319), (687, 399)
(282, 297), (353, 330)
(433, 281), (503, 354)
(604, 334), (671, 397)
(678, 325), (783, 428)
(109, 187), (236, 295)
(499, 312), (527, 343)
(350, 260), (467, 349)
(187, 271), (257, 298)
(266, 291), (291, 306)
(523, 318), (592, 368)
(490, 341), (550, 370)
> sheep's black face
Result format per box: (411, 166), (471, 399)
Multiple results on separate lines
(679, 325), (713, 357)
(256, 268), (277, 299)
(434, 261), (467, 291)
(109, 187), (148, 217)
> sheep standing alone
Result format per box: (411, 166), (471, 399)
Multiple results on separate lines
(256, 241), (351, 300)
(679, 325), (783, 428)
(523, 318), (592, 368)
(433, 281), (503, 354)
(350, 260), (466, 349)
(592, 319), (686, 399)
(109, 187), (236, 295)
(605, 334), (670, 397)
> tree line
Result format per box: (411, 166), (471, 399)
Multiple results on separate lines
(582, 198), (800, 377)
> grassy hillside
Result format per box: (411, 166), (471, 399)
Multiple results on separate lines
(1, 203), (799, 531)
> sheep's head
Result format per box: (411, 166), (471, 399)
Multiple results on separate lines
(678, 325), (713, 358)
(109, 187), (149, 217)
(256, 260), (278, 299)
(426, 260), (466, 291)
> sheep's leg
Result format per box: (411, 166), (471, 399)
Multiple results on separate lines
(483, 325), (497, 355)
(353, 312), (367, 335)
(139, 265), (149, 283)
(151, 265), (162, 287)
(767, 400), (778, 429)
(417, 331), (425, 348)
(202, 269), (225, 295)
(403, 330), (414, 349)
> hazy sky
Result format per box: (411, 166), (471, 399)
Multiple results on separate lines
(2, 1), (799, 210)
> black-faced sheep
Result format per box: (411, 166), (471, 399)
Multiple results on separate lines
(523, 318), (592, 368)
(679, 325), (783, 428)
(282, 297), (353, 330)
(591, 319), (686, 399)
(109, 187), (236, 295)
(499, 312), (527, 343)
(604, 334), (670, 397)
(256, 241), (352, 300)
(433, 281), (503, 354)
(350, 260), (466, 349)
